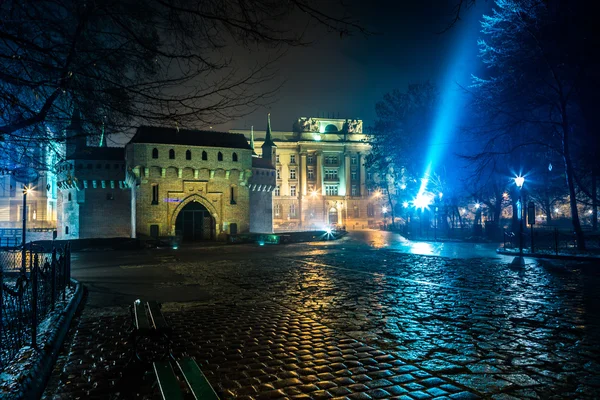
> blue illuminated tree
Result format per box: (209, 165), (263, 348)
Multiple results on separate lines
(470, 0), (599, 249)
(367, 82), (438, 229)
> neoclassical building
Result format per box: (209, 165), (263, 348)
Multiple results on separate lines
(126, 126), (275, 240)
(232, 116), (379, 230)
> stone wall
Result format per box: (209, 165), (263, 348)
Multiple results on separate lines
(79, 188), (131, 238)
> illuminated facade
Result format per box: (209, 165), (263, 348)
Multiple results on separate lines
(0, 132), (58, 243)
(232, 116), (380, 230)
(126, 126), (275, 240)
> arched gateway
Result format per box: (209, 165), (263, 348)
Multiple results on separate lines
(174, 201), (215, 241)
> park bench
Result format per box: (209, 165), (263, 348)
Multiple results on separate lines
(154, 357), (219, 400)
(130, 299), (171, 361)
(129, 299), (219, 399)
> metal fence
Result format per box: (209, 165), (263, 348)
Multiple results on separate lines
(503, 227), (600, 254)
(0, 243), (71, 372)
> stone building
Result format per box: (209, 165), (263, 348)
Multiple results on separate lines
(232, 116), (383, 230)
(56, 146), (131, 239)
(126, 126), (274, 241)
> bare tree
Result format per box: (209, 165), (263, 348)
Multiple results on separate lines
(469, 0), (597, 249)
(0, 0), (364, 169)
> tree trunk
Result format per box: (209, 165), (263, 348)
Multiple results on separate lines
(386, 185), (395, 229)
(593, 168), (597, 231)
(561, 111), (586, 250)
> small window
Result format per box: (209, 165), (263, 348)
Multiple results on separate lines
(218, 152), (223, 161)
(290, 154), (296, 164)
(186, 150), (191, 160)
(202, 151), (207, 160)
(232, 152), (238, 162)
(277, 169), (280, 179)
(151, 184), (159, 205)
(65, 226), (69, 235)
(290, 185), (296, 196)
(276, 154), (280, 163)
(290, 203), (296, 217)
(106, 192), (114, 200)
(351, 157), (357, 165)
(290, 169), (296, 180)
(152, 148), (159, 159)
(275, 186), (280, 196)
(169, 149), (175, 159)
(67, 192), (72, 201)
(230, 187), (237, 205)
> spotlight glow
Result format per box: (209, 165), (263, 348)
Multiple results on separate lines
(402, 201), (409, 208)
(413, 192), (433, 211)
(514, 175), (525, 188)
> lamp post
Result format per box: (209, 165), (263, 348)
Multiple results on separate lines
(21, 184), (33, 273)
(382, 206), (388, 230)
(512, 175), (525, 266)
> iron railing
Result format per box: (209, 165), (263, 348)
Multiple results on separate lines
(0, 243), (71, 372)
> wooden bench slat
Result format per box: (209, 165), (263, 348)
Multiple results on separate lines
(153, 361), (184, 400)
(134, 299), (151, 332)
(177, 358), (219, 400)
(147, 300), (169, 331)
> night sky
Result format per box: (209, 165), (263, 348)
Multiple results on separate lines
(217, 0), (488, 133)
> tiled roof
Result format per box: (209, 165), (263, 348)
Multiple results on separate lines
(68, 147), (124, 161)
(129, 126), (252, 150)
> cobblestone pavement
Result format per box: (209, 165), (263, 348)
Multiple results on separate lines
(45, 235), (600, 399)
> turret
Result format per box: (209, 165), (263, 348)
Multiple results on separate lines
(261, 113), (277, 162)
(65, 108), (86, 158)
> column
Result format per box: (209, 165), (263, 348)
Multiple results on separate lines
(300, 153), (307, 196)
(299, 152), (307, 227)
(344, 153), (351, 197)
(359, 153), (366, 197)
(316, 152), (323, 194)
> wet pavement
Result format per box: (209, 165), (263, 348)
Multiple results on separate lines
(44, 231), (600, 399)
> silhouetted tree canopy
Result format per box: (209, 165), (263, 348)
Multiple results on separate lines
(0, 0), (364, 168)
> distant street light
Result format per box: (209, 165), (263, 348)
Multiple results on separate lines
(512, 175), (525, 266)
(402, 201), (409, 208)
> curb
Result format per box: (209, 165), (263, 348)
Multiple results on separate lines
(496, 250), (600, 262)
(20, 278), (84, 400)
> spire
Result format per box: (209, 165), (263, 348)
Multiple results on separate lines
(261, 113), (276, 162)
(66, 107), (82, 131)
(262, 113), (275, 147)
(99, 121), (107, 147)
(250, 125), (257, 156)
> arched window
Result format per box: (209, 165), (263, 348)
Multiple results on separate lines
(152, 148), (159, 159)
(218, 152), (223, 161)
(202, 151), (207, 160)
(232, 152), (238, 162)
(186, 150), (191, 160)
(169, 149), (175, 159)
(68, 192), (72, 201)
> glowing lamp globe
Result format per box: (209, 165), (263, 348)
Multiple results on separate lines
(514, 176), (525, 188)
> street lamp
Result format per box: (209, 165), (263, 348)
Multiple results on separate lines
(512, 175), (525, 266)
(22, 184), (33, 272)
